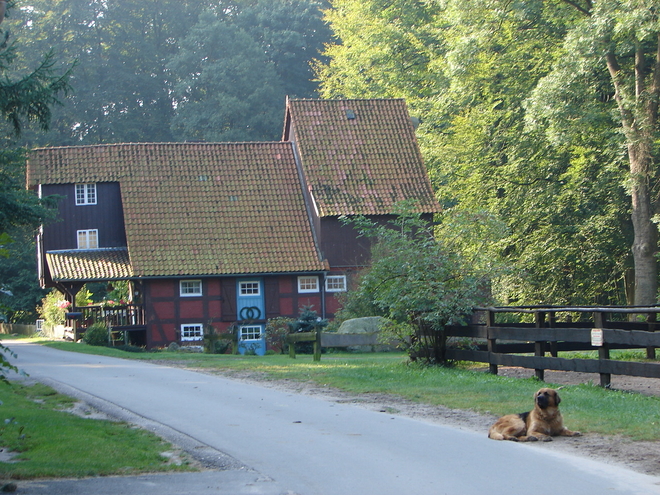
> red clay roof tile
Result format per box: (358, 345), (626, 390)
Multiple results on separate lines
(285, 99), (440, 217)
(29, 142), (327, 278)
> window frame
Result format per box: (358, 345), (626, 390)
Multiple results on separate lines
(239, 325), (262, 341)
(239, 280), (261, 297)
(77, 229), (99, 249)
(180, 323), (203, 341)
(75, 183), (97, 206)
(180, 280), (202, 297)
(325, 275), (347, 292)
(297, 275), (319, 293)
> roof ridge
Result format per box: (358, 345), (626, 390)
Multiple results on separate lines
(32, 141), (294, 151)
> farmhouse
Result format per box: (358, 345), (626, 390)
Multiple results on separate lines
(26, 98), (440, 351)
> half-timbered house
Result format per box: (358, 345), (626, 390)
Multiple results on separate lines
(26, 98), (440, 351)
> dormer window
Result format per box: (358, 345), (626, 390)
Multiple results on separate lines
(76, 183), (97, 205)
(77, 229), (98, 249)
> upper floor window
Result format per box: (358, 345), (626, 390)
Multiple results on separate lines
(180, 280), (202, 297)
(298, 276), (319, 293)
(76, 183), (97, 205)
(239, 281), (260, 296)
(77, 229), (98, 249)
(325, 275), (347, 292)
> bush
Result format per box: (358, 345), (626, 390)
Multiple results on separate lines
(82, 323), (109, 346)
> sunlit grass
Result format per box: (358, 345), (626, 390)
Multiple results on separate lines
(0, 381), (195, 479)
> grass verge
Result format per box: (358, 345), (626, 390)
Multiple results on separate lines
(32, 340), (660, 442)
(0, 380), (195, 479)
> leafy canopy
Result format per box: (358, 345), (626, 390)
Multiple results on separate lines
(339, 206), (487, 364)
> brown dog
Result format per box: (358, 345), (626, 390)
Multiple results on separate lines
(488, 388), (581, 442)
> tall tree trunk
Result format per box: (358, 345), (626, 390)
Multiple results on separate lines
(629, 144), (658, 306)
(607, 44), (660, 307)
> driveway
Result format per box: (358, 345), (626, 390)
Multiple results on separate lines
(5, 342), (660, 495)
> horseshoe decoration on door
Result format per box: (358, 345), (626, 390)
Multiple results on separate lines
(239, 306), (262, 321)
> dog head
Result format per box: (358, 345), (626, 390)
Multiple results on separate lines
(534, 388), (561, 409)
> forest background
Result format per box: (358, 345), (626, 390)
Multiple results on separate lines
(1, 0), (656, 323)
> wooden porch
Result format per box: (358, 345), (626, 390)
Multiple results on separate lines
(66, 304), (147, 346)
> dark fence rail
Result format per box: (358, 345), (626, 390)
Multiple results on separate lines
(445, 306), (660, 387)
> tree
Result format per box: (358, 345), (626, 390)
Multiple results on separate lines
(0, 226), (46, 323)
(234, 0), (331, 99)
(525, 0), (660, 306)
(317, 0), (636, 307)
(167, 11), (284, 142)
(11, 0), (205, 145)
(11, 0), (332, 145)
(0, 0), (70, 378)
(339, 210), (486, 364)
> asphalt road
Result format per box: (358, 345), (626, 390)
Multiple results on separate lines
(4, 341), (660, 495)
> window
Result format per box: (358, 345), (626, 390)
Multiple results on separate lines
(298, 276), (319, 293)
(239, 325), (262, 341)
(75, 183), (97, 205)
(180, 280), (202, 297)
(325, 275), (347, 292)
(77, 229), (98, 249)
(181, 323), (203, 341)
(239, 281), (260, 296)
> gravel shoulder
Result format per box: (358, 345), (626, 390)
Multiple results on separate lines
(187, 365), (660, 478)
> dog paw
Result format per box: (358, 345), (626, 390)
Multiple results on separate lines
(525, 436), (539, 442)
(541, 436), (553, 442)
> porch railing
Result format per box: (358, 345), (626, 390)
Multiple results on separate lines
(75, 304), (145, 328)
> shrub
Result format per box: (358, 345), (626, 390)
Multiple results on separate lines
(82, 323), (109, 346)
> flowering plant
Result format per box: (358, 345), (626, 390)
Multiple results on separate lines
(57, 301), (71, 309)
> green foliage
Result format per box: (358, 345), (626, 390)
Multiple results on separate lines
(341, 211), (486, 364)
(10, 0), (331, 145)
(82, 322), (109, 347)
(265, 316), (295, 354)
(0, 343), (18, 383)
(288, 306), (327, 354)
(37, 290), (68, 331)
(167, 11), (284, 142)
(0, 228), (46, 323)
(317, 0), (638, 306)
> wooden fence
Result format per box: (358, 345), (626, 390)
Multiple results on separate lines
(445, 306), (660, 387)
(286, 332), (380, 361)
(0, 323), (37, 336)
(286, 306), (660, 387)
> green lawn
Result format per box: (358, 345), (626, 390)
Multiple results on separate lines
(0, 380), (195, 480)
(33, 340), (660, 441)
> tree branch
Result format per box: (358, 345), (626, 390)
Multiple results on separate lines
(558, 0), (592, 16)
(649, 33), (660, 123)
(606, 50), (635, 131)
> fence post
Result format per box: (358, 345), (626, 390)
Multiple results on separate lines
(594, 311), (611, 388)
(646, 312), (657, 360)
(534, 311), (545, 381)
(486, 310), (498, 375)
(288, 336), (296, 359)
(548, 311), (558, 357)
(313, 329), (321, 362)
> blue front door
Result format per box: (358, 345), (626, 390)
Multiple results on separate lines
(236, 279), (266, 355)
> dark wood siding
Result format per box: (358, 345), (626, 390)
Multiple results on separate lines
(41, 182), (126, 251)
(319, 214), (435, 270)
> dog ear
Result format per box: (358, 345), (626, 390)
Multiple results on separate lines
(555, 391), (561, 406)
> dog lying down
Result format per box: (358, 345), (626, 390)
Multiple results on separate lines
(488, 388), (581, 442)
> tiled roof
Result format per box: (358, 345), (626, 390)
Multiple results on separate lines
(29, 143), (328, 278)
(285, 98), (441, 217)
(46, 248), (133, 281)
